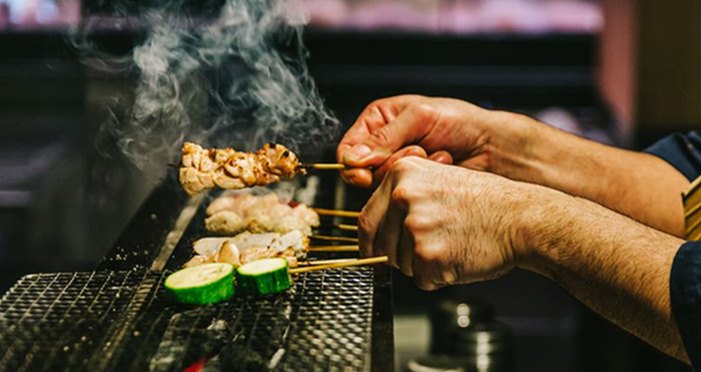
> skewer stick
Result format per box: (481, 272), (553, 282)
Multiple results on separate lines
(317, 224), (358, 232)
(300, 163), (346, 170)
(296, 258), (357, 267)
(308, 245), (360, 252)
(312, 208), (360, 218)
(289, 256), (388, 274)
(311, 235), (359, 243)
(333, 223), (358, 231)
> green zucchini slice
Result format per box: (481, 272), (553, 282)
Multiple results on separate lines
(236, 258), (292, 296)
(164, 263), (235, 305)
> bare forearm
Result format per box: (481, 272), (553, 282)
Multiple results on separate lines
(518, 190), (688, 362)
(488, 113), (689, 236)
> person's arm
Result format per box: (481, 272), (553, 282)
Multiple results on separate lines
(360, 157), (690, 363)
(518, 187), (688, 361)
(337, 96), (690, 236)
(487, 112), (690, 236)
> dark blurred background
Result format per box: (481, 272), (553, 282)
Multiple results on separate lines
(0, 0), (699, 371)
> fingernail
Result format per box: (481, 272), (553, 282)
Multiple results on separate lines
(346, 144), (372, 162)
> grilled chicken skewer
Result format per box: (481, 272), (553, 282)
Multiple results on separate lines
(179, 142), (353, 195)
(205, 191), (320, 236)
(185, 233), (360, 270)
(179, 142), (307, 195)
(185, 231), (309, 269)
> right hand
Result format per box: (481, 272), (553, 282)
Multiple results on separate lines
(337, 95), (520, 188)
(357, 156), (533, 290)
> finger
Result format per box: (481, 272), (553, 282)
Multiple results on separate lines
(413, 264), (442, 291)
(411, 242), (447, 291)
(341, 147), (428, 189)
(413, 262), (442, 291)
(342, 104), (436, 168)
(397, 224), (414, 277)
(428, 151), (453, 165)
(340, 168), (373, 189)
(415, 280), (441, 291)
(337, 96), (419, 165)
(371, 146), (428, 188)
(373, 200), (406, 270)
(357, 172), (396, 258)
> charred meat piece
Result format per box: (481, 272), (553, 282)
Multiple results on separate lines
(179, 142), (306, 195)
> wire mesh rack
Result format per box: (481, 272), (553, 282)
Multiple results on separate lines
(0, 266), (378, 371)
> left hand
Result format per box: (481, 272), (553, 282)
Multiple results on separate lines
(359, 156), (539, 290)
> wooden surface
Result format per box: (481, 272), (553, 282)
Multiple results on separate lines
(637, 1), (701, 133)
(599, 0), (701, 140)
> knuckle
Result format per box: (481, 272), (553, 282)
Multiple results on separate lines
(391, 187), (408, 204)
(404, 214), (437, 236)
(408, 103), (437, 124)
(371, 126), (393, 146)
(414, 242), (445, 264)
(403, 215), (424, 236)
(364, 100), (384, 115)
(392, 157), (415, 173)
(369, 98), (389, 108)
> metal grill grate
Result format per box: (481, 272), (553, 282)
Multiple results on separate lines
(0, 267), (376, 371)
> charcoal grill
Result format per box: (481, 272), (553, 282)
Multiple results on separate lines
(0, 171), (393, 371)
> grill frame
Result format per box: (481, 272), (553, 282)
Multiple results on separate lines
(0, 172), (394, 371)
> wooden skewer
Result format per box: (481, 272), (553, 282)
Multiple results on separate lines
(289, 256), (388, 274)
(300, 163), (346, 170)
(317, 224), (358, 232)
(311, 235), (359, 243)
(333, 223), (358, 231)
(296, 258), (357, 267)
(312, 208), (360, 218)
(308, 245), (359, 252)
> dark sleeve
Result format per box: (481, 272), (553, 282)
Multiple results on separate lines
(670, 241), (701, 368)
(644, 131), (701, 181)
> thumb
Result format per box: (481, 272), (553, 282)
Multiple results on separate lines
(343, 104), (433, 167)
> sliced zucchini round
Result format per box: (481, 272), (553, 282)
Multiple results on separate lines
(236, 258), (292, 296)
(164, 263), (235, 305)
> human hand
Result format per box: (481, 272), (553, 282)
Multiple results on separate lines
(358, 156), (543, 290)
(337, 95), (517, 188)
(357, 156), (692, 364)
(337, 95), (691, 241)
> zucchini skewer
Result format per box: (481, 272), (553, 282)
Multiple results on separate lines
(236, 258), (292, 296)
(235, 256), (389, 294)
(164, 256), (389, 304)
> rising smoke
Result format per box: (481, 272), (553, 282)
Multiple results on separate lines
(73, 0), (339, 170)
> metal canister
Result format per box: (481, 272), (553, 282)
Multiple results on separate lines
(427, 300), (514, 372)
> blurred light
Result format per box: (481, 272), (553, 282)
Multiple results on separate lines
(301, 0), (602, 35)
(0, 0), (81, 30)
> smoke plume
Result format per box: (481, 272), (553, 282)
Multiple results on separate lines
(73, 0), (339, 169)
